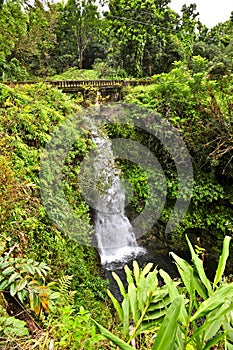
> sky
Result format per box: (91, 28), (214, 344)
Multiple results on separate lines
(170, 0), (233, 28)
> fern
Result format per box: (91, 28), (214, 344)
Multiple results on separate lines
(57, 275), (76, 306)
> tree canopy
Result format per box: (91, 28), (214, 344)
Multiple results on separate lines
(0, 0), (232, 79)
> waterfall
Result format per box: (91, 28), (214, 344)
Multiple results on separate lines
(91, 130), (145, 270)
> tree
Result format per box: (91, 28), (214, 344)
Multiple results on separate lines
(192, 17), (233, 77)
(176, 3), (200, 61)
(0, 0), (28, 80)
(53, 0), (100, 71)
(104, 0), (180, 77)
(13, 0), (58, 76)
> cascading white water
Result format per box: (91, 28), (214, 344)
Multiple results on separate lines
(92, 131), (145, 270)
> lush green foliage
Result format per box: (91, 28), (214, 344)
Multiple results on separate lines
(0, 82), (112, 348)
(0, 3), (233, 346)
(105, 0), (180, 76)
(95, 236), (233, 349)
(0, 255), (53, 315)
(123, 63), (233, 256)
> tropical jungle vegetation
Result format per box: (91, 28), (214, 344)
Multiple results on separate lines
(0, 0), (233, 348)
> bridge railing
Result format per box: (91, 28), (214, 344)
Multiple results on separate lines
(49, 80), (126, 88)
(6, 79), (154, 89)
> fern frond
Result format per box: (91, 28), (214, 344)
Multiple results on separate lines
(57, 275), (76, 305)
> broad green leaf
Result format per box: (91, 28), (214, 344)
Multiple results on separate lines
(10, 282), (17, 296)
(93, 320), (134, 350)
(124, 265), (134, 285)
(8, 272), (20, 284)
(0, 275), (5, 283)
(107, 289), (123, 323)
(186, 235), (212, 295)
(141, 262), (153, 277)
(2, 266), (15, 276)
(0, 279), (9, 290)
(223, 312), (233, 341)
(16, 278), (28, 292)
(151, 288), (169, 304)
(203, 302), (232, 341)
(128, 282), (140, 323)
(25, 264), (35, 275)
(49, 292), (60, 300)
(38, 262), (50, 271)
(35, 267), (43, 277)
(213, 235), (231, 289)
(122, 295), (130, 336)
(144, 308), (167, 321)
(136, 322), (159, 336)
(206, 317), (223, 341)
(137, 276), (147, 312)
(0, 261), (10, 269)
(29, 290), (39, 311)
(17, 289), (28, 303)
(192, 271), (208, 300)
(152, 296), (183, 350)
(112, 272), (126, 298)
(159, 269), (189, 323)
(191, 301), (233, 341)
(226, 340), (233, 350)
(170, 252), (194, 295)
(176, 327), (185, 350)
(147, 295), (170, 312)
(5, 317), (14, 326)
(146, 271), (158, 295)
(170, 252), (208, 300)
(159, 269), (180, 299)
(226, 342), (233, 350)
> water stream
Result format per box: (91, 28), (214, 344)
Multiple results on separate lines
(91, 130), (145, 270)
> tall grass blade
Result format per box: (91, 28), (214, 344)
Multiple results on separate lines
(93, 320), (134, 350)
(122, 294), (130, 336)
(112, 271), (126, 298)
(186, 235), (212, 295)
(170, 252), (205, 300)
(128, 282), (140, 323)
(124, 265), (134, 285)
(141, 262), (153, 277)
(107, 289), (123, 322)
(213, 235), (231, 289)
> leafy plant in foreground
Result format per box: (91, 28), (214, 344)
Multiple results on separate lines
(0, 256), (59, 316)
(94, 235), (233, 349)
(0, 303), (29, 349)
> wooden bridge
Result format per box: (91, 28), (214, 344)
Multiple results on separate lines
(9, 78), (154, 102)
(48, 78), (153, 92)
